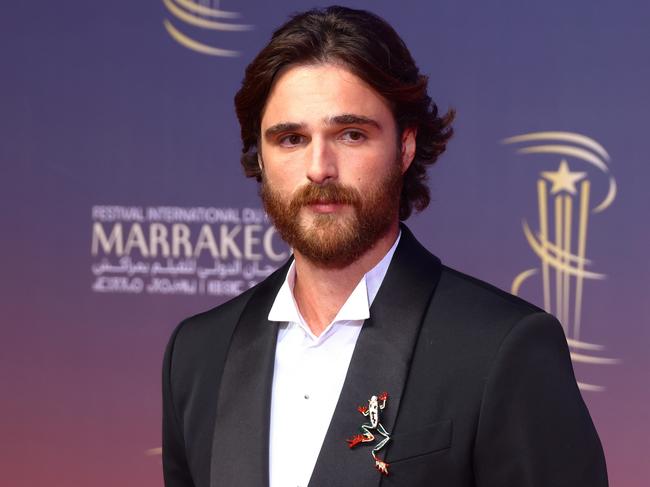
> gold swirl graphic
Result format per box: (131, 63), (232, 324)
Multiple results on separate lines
(570, 351), (619, 365)
(512, 268), (537, 296)
(162, 0), (253, 57)
(521, 221), (605, 280)
(566, 338), (604, 351)
(504, 131), (618, 391)
(163, 0), (251, 31)
(163, 20), (239, 57)
(174, 0), (240, 18)
(577, 382), (605, 392)
(503, 132), (610, 161)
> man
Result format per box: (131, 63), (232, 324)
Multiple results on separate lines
(162, 6), (607, 487)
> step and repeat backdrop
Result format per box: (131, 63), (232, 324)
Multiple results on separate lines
(2, 1), (648, 485)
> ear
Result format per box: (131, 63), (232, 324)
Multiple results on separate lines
(400, 127), (417, 173)
(257, 152), (264, 171)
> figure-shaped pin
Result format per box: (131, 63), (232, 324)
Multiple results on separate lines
(346, 392), (391, 475)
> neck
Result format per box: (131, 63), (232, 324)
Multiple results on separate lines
(292, 221), (400, 336)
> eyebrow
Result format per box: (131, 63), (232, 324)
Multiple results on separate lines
(263, 114), (382, 140)
(327, 114), (381, 129)
(264, 122), (306, 139)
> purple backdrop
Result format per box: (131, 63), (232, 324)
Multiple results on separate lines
(1, 1), (648, 486)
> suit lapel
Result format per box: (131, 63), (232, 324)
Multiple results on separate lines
(209, 262), (290, 487)
(308, 227), (442, 487)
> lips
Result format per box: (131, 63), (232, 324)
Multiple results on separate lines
(306, 198), (344, 205)
(305, 200), (347, 213)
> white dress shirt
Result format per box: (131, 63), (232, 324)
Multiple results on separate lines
(267, 232), (400, 487)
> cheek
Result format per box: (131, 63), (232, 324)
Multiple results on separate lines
(348, 156), (399, 187)
(263, 168), (302, 197)
(262, 151), (303, 180)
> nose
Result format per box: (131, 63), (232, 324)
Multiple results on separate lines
(306, 137), (337, 184)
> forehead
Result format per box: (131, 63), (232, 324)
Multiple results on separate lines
(260, 63), (394, 128)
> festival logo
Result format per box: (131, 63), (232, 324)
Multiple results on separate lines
(503, 132), (619, 391)
(90, 205), (288, 298)
(162, 0), (253, 57)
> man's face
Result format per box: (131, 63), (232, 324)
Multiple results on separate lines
(259, 63), (415, 268)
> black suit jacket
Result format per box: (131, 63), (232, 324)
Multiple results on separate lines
(162, 226), (607, 487)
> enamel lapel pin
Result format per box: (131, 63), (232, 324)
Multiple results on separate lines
(346, 391), (391, 475)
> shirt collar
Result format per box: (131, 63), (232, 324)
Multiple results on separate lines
(268, 231), (401, 326)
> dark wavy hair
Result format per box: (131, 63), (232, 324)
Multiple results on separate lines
(234, 5), (454, 220)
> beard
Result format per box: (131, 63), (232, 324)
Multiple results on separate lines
(260, 161), (403, 269)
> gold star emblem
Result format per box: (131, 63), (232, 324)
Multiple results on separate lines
(541, 160), (587, 195)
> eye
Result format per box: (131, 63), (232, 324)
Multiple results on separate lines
(340, 130), (366, 143)
(278, 133), (305, 148)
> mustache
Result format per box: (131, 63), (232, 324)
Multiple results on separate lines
(290, 182), (361, 209)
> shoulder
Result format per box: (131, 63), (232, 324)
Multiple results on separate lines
(396, 226), (542, 323)
(421, 263), (558, 359)
(162, 285), (258, 388)
(437, 264), (543, 317)
(166, 259), (290, 363)
(395, 225), (550, 342)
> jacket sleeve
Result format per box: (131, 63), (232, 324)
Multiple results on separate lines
(473, 312), (608, 487)
(162, 322), (195, 487)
